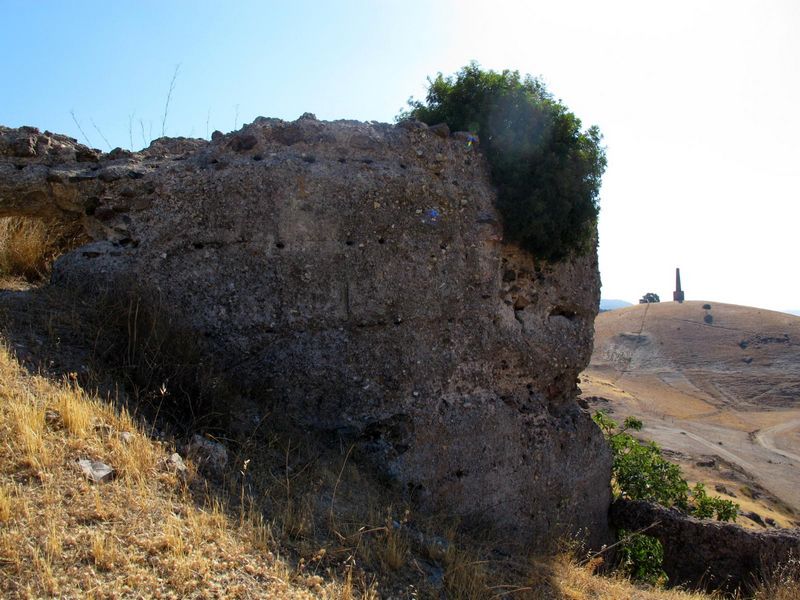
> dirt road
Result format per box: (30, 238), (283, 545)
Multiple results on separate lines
(755, 419), (800, 464)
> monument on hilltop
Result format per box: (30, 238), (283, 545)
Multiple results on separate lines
(673, 267), (685, 303)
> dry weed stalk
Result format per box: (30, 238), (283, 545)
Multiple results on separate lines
(161, 64), (181, 137)
(44, 519), (62, 563)
(754, 556), (800, 600)
(69, 109), (93, 148)
(31, 547), (59, 596)
(378, 519), (408, 571)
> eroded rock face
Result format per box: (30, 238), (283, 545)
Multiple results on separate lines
(0, 118), (611, 547)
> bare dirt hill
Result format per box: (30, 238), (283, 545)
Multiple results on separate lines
(582, 301), (800, 528)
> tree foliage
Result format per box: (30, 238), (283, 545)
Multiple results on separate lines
(400, 62), (606, 261)
(593, 411), (739, 521)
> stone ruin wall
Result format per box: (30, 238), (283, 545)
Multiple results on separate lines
(0, 116), (611, 548)
(612, 499), (800, 591)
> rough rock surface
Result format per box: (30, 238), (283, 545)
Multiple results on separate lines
(0, 118), (610, 547)
(611, 499), (800, 591)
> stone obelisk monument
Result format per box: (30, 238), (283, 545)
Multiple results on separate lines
(673, 267), (685, 303)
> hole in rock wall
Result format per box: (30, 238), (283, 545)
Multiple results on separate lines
(549, 306), (578, 321)
(84, 197), (100, 215)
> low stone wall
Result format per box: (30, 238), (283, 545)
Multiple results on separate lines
(610, 499), (800, 591)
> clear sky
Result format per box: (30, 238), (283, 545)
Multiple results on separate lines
(2, 0), (798, 312)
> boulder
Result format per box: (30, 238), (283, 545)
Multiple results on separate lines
(186, 434), (228, 478)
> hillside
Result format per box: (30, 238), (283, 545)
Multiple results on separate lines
(583, 301), (800, 528)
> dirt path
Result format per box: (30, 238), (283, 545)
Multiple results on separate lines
(646, 422), (757, 473)
(587, 370), (800, 515)
(755, 419), (800, 464)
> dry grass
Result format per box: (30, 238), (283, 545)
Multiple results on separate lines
(0, 341), (325, 599)
(376, 510), (409, 571)
(442, 546), (490, 599)
(546, 554), (719, 600)
(753, 556), (800, 600)
(89, 531), (120, 571)
(0, 216), (84, 282)
(70, 280), (243, 436)
(0, 484), (13, 522)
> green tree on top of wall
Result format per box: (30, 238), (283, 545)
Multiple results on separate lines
(400, 62), (606, 261)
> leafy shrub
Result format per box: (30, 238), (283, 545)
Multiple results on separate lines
(691, 482), (739, 521)
(617, 529), (668, 586)
(593, 411), (738, 521)
(400, 62), (606, 261)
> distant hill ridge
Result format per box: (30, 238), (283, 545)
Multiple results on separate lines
(592, 300), (800, 407)
(599, 298), (633, 311)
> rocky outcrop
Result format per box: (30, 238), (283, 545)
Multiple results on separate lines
(611, 499), (800, 591)
(0, 118), (610, 548)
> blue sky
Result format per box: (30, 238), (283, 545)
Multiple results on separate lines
(2, 0), (799, 311)
(2, 0), (453, 141)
